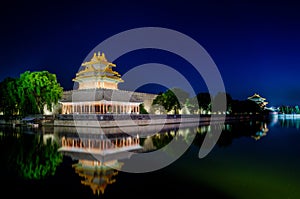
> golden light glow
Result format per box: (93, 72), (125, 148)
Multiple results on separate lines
(73, 51), (124, 90)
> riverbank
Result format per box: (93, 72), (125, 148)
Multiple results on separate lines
(54, 114), (265, 128)
(0, 113), (270, 128)
(277, 113), (300, 119)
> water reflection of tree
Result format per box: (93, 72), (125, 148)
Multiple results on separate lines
(140, 130), (174, 152)
(16, 133), (63, 179)
(0, 129), (63, 180)
(141, 127), (196, 152)
(278, 118), (300, 129)
(193, 120), (270, 148)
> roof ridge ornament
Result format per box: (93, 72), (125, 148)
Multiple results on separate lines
(73, 51), (124, 90)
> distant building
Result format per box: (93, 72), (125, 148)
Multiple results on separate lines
(59, 52), (157, 114)
(247, 93), (268, 109)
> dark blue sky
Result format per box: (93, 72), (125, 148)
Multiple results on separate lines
(1, 0), (300, 107)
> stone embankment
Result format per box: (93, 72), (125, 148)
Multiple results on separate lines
(53, 114), (261, 128)
(0, 114), (269, 128)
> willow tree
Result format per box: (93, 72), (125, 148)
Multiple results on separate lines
(0, 77), (19, 117)
(17, 71), (63, 116)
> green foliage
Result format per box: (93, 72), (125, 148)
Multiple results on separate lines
(152, 88), (189, 114)
(231, 99), (262, 114)
(152, 92), (165, 105)
(212, 92), (232, 113)
(182, 98), (194, 114)
(152, 92), (167, 113)
(0, 70), (63, 117)
(139, 103), (148, 114)
(190, 92), (212, 114)
(0, 130), (63, 180)
(19, 71), (63, 115)
(15, 134), (63, 180)
(151, 132), (174, 150)
(279, 105), (300, 114)
(0, 77), (19, 118)
(295, 106), (300, 114)
(163, 89), (179, 113)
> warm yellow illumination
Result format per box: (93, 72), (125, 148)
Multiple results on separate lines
(73, 51), (124, 90)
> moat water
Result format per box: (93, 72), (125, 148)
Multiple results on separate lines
(0, 116), (299, 199)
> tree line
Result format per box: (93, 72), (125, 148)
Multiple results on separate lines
(150, 88), (265, 115)
(279, 105), (300, 114)
(1, 70), (294, 119)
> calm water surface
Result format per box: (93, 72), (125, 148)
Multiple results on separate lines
(0, 117), (299, 199)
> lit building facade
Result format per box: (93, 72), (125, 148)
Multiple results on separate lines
(59, 52), (157, 114)
(247, 93), (268, 109)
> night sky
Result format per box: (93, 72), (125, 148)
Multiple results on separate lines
(1, 0), (300, 107)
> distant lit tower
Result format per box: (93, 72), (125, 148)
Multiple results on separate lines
(247, 93), (268, 109)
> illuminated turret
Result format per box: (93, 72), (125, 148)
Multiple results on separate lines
(248, 93), (268, 109)
(73, 52), (124, 90)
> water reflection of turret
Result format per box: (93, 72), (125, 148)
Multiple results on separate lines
(251, 122), (269, 141)
(72, 159), (122, 196)
(57, 132), (142, 196)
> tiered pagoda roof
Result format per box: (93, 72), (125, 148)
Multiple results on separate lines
(247, 93), (268, 108)
(73, 160), (123, 196)
(73, 52), (124, 90)
(248, 93), (266, 102)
